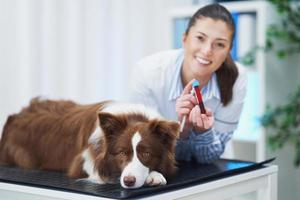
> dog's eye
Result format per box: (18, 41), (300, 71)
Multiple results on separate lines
(142, 152), (150, 158)
(119, 151), (128, 157)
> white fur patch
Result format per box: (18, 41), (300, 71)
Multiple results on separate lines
(81, 149), (104, 184)
(102, 102), (162, 120)
(120, 132), (150, 188)
(88, 126), (103, 148)
(145, 171), (167, 186)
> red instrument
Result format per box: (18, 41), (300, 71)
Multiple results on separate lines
(192, 80), (206, 114)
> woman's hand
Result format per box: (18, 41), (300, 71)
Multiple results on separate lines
(189, 106), (214, 133)
(176, 80), (197, 138)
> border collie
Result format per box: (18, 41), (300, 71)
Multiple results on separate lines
(0, 98), (180, 188)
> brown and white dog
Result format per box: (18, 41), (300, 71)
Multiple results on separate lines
(0, 98), (180, 189)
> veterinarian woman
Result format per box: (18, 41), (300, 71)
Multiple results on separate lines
(128, 3), (247, 163)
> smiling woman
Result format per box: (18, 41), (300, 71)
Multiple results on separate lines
(128, 3), (247, 164)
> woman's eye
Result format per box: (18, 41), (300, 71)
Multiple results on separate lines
(216, 43), (225, 48)
(197, 36), (204, 41)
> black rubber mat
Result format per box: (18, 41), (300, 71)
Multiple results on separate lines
(0, 158), (275, 199)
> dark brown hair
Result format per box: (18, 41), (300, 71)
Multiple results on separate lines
(185, 3), (238, 106)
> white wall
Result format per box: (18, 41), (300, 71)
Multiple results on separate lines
(0, 0), (175, 134)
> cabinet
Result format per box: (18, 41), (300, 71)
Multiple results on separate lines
(167, 0), (278, 162)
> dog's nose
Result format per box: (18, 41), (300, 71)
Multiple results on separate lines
(123, 176), (136, 187)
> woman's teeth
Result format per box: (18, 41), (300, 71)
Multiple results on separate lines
(196, 57), (211, 65)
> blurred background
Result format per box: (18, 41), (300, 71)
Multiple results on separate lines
(0, 0), (299, 199)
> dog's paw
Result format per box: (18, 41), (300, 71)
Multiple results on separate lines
(145, 171), (167, 186)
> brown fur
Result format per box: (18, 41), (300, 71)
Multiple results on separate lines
(0, 98), (105, 171)
(0, 97), (180, 184)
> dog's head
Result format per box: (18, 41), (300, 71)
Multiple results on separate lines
(95, 111), (180, 188)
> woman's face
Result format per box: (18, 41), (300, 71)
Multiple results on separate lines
(182, 17), (233, 80)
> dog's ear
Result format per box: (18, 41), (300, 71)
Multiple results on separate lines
(149, 120), (180, 142)
(98, 112), (127, 136)
(149, 120), (179, 177)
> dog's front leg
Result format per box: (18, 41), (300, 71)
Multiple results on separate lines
(145, 171), (167, 186)
(68, 154), (88, 179)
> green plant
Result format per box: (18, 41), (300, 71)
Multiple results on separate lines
(260, 0), (300, 167)
(261, 86), (300, 166)
(265, 0), (300, 58)
(240, 0), (300, 65)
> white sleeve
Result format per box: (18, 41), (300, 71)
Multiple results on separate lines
(128, 63), (159, 110)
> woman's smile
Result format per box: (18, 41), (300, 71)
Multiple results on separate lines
(195, 56), (212, 66)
